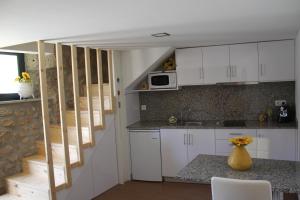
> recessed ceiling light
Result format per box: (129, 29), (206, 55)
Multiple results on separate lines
(151, 32), (171, 37)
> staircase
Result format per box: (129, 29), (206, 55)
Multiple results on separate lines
(0, 42), (115, 200)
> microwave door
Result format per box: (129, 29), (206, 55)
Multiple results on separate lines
(151, 75), (169, 88)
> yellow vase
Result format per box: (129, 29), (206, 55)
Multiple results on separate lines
(228, 146), (252, 171)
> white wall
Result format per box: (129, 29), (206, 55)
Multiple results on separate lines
(120, 47), (174, 90)
(113, 47), (174, 183)
(56, 115), (119, 200)
(295, 30), (300, 160)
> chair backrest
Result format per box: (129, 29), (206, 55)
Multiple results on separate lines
(211, 177), (272, 200)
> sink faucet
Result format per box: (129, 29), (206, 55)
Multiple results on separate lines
(180, 107), (192, 122)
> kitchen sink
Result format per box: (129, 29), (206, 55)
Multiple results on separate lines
(184, 121), (204, 126)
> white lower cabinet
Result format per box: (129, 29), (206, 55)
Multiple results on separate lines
(161, 128), (297, 177)
(187, 129), (215, 162)
(215, 129), (257, 158)
(257, 129), (296, 161)
(161, 129), (215, 177)
(161, 129), (188, 177)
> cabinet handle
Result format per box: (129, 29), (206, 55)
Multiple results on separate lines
(234, 66), (237, 77)
(201, 68), (204, 79)
(200, 68), (202, 79)
(227, 66), (230, 78)
(260, 64), (263, 76)
(229, 133), (243, 136)
(190, 134), (193, 145)
(184, 134), (186, 145)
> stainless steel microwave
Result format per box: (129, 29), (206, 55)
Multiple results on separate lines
(148, 71), (177, 90)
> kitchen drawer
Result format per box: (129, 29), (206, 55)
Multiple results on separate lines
(216, 139), (257, 152)
(215, 129), (257, 140)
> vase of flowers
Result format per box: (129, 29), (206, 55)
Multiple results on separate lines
(227, 136), (253, 171)
(15, 72), (34, 99)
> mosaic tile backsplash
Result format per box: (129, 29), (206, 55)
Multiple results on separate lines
(139, 82), (295, 122)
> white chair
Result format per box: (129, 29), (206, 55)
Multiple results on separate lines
(211, 177), (272, 200)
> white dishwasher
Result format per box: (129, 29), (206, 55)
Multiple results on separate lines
(129, 129), (162, 182)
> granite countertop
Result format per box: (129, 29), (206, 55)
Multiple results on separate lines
(177, 154), (300, 193)
(127, 120), (297, 130)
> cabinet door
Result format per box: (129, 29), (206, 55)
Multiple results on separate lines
(258, 40), (294, 82)
(130, 131), (162, 181)
(175, 48), (204, 86)
(161, 129), (188, 177)
(203, 45), (230, 84)
(187, 129), (215, 162)
(257, 129), (296, 161)
(230, 43), (259, 82)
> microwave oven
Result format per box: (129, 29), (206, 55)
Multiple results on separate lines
(148, 71), (177, 90)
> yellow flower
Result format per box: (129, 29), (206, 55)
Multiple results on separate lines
(15, 76), (21, 82)
(229, 136), (253, 146)
(22, 72), (31, 81)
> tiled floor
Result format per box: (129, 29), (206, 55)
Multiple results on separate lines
(94, 181), (298, 200)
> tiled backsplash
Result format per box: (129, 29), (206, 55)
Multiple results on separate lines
(140, 82), (295, 122)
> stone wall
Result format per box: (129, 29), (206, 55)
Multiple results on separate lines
(0, 101), (43, 194)
(0, 53), (58, 194)
(140, 82), (296, 122)
(25, 53), (60, 124)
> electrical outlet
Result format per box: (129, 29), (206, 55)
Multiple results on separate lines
(141, 105), (147, 111)
(275, 100), (286, 106)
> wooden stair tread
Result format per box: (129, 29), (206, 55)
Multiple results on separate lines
(36, 141), (80, 164)
(50, 124), (89, 129)
(49, 125), (92, 145)
(24, 155), (65, 167)
(36, 140), (77, 148)
(66, 109), (101, 114)
(0, 194), (24, 200)
(7, 173), (49, 191)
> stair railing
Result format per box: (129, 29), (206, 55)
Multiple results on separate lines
(38, 41), (113, 200)
(55, 43), (72, 187)
(96, 49), (105, 128)
(84, 47), (95, 146)
(37, 41), (57, 200)
(70, 45), (84, 165)
(107, 50), (115, 112)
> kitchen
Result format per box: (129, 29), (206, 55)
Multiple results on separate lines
(127, 39), (298, 199)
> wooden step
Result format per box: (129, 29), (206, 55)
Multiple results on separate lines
(66, 110), (102, 127)
(79, 96), (102, 110)
(80, 95), (111, 111)
(49, 125), (91, 145)
(36, 141), (79, 165)
(0, 194), (25, 200)
(86, 84), (112, 111)
(6, 173), (49, 200)
(22, 155), (66, 187)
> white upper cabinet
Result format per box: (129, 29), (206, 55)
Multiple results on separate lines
(203, 45), (230, 84)
(175, 48), (203, 86)
(229, 43), (259, 82)
(258, 40), (295, 82)
(175, 40), (294, 85)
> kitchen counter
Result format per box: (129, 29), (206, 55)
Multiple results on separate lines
(127, 120), (297, 130)
(177, 154), (300, 193)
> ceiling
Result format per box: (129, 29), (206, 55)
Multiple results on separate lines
(1, 0), (300, 49)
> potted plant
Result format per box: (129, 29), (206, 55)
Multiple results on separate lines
(15, 72), (34, 99)
(227, 135), (253, 171)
